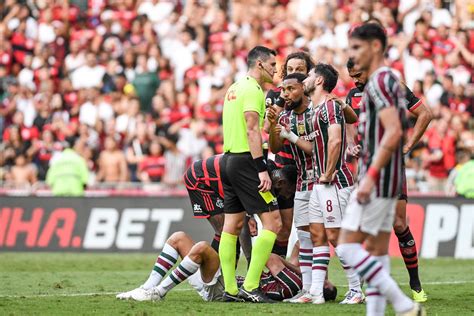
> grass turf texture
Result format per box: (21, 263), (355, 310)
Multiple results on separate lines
(0, 253), (473, 315)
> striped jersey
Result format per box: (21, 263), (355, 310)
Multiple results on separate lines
(278, 105), (317, 191)
(312, 99), (354, 188)
(358, 67), (407, 198)
(266, 89), (295, 168)
(184, 155), (224, 198)
(347, 83), (421, 114)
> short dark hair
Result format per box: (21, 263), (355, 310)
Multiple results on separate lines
(346, 58), (355, 71)
(350, 23), (387, 51)
(313, 63), (339, 93)
(247, 46), (277, 68)
(283, 72), (307, 84)
(281, 51), (315, 79)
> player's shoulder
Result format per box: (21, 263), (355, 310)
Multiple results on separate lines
(369, 67), (401, 92)
(347, 87), (362, 98)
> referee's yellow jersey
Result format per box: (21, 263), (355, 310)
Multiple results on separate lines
(222, 76), (265, 153)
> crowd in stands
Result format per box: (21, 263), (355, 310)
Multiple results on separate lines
(0, 0), (473, 195)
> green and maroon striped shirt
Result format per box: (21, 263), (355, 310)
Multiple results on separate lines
(278, 106), (317, 191)
(312, 99), (354, 188)
(358, 67), (407, 198)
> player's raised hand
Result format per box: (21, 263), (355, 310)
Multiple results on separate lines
(267, 106), (279, 125)
(258, 171), (272, 192)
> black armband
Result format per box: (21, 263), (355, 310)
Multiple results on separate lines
(253, 156), (267, 173)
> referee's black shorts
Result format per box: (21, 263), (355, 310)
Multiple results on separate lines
(222, 152), (279, 215)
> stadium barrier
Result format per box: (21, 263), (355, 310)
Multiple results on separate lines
(0, 196), (473, 258)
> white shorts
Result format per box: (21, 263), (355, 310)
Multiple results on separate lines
(187, 268), (225, 301)
(309, 185), (353, 228)
(293, 190), (312, 228)
(341, 189), (396, 236)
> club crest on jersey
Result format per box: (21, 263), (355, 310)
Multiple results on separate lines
(297, 123), (305, 135)
(216, 198), (224, 208)
(320, 108), (328, 123)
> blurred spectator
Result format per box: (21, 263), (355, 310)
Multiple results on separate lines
(455, 154), (474, 199)
(46, 142), (88, 196)
(161, 133), (186, 188)
(96, 136), (127, 183)
(5, 153), (37, 188)
(138, 139), (165, 183)
(423, 119), (456, 192)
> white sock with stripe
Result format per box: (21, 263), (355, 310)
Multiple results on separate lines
(142, 243), (179, 290)
(297, 230), (313, 292)
(156, 256), (200, 297)
(366, 255), (390, 316)
(309, 245), (330, 297)
(335, 248), (361, 292)
(337, 243), (414, 314)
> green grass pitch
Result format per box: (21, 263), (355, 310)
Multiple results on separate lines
(0, 253), (473, 315)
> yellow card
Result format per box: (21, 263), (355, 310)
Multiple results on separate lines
(259, 191), (276, 204)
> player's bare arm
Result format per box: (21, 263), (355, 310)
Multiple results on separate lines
(326, 94), (357, 124)
(320, 124), (342, 183)
(357, 107), (403, 204)
(245, 110), (271, 192)
(342, 103), (358, 124)
(403, 103), (433, 154)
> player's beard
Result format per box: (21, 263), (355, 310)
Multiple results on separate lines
(287, 97), (303, 111)
(356, 82), (366, 91)
(304, 83), (315, 96)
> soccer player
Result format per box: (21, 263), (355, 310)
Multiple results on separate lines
(265, 52), (316, 258)
(278, 66), (363, 304)
(184, 154), (252, 265)
(220, 46), (281, 302)
(116, 231), (303, 302)
(336, 23), (425, 316)
(267, 72), (318, 302)
(346, 54), (432, 302)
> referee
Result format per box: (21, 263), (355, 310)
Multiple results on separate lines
(219, 46), (282, 303)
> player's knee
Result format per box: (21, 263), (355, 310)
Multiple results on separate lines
(189, 241), (210, 261)
(393, 216), (407, 234)
(168, 231), (187, 247)
(277, 224), (291, 240)
(310, 227), (326, 246)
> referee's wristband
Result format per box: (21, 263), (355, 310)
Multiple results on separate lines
(253, 156), (267, 173)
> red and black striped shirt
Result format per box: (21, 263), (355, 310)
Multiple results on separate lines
(184, 155), (224, 198)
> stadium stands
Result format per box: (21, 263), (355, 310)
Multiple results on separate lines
(0, 0), (472, 195)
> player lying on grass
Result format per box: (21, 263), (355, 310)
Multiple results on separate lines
(116, 231), (337, 302)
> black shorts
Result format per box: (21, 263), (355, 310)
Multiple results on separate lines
(222, 153), (279, 215)
(277, 193), (295, 210)
(185, 169), (224, 218)
(187, 187), (224, 218)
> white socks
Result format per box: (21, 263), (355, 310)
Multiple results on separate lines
(337, 243), (414, 314)
(297, 230), (313, 292)
(142, 243), (179, 290)
(310, 245), (330, 297)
